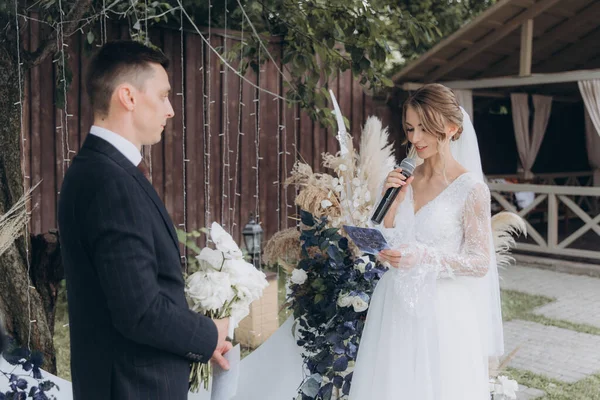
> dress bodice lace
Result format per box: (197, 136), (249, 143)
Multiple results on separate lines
(379, 172), (493, 279)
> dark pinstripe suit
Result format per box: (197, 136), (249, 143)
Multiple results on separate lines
(58, 134), (217, 399)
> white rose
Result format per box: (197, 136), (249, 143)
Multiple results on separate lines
(337, 295), (352, 308)
(186, 271), (235, 312)
(352, 296), (369, 313)
(290, 268), (308, 285)
(321, 199), (333, 209)
(234, 285), (253, 301)
(222, 259), (250, 284)
(354, 263), (366, 274)
(223, 260), (268, 300)
(196, 247), (224, 271)
(210, 222), (243, 258)
(354, 256), (369, 274)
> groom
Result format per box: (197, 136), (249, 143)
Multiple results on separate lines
(58, 40), (231, 399)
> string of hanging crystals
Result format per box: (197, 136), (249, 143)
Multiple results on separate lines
(204, 0), (212, 227)
(235, 0), (299, 231)
(14, 0), (36, 351)
(179, 5), (189, 271)
(221, 0), (232, 229)
(57, 0), (74, 180)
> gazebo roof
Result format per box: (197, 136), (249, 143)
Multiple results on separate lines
(392, 0), (600, 97)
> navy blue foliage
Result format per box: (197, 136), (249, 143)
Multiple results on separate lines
(288, 211), (387, 399)
(0, 340), (58, 400)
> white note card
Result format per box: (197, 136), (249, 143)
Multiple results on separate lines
(210, 344), (241, 400)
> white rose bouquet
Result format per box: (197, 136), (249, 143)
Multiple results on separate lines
(186, 222), (269, 392)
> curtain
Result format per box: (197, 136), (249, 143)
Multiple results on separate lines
(579, 79), (600, 186)
(585, 109), (600, 186)
(454, 89), (474, 122)
(529, 94), (552, 175)
(510, 93), (532, 179)
(579, 80), (600, 138)
(510, 93), (552, 179)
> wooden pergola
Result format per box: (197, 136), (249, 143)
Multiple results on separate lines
(393, 0), (600, 99)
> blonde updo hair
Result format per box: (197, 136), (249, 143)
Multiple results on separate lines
(402, 83), (464, 143)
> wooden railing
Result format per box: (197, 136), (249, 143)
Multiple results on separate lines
(487, 171), (594, 186)
(487, 182), (600, 260)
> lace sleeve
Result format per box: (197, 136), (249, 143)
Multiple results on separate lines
(407, 182), (492, 278)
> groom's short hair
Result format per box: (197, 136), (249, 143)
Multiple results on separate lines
(86, 40), (169, 118)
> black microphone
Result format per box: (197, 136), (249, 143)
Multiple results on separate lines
(371, 157), (417, 225)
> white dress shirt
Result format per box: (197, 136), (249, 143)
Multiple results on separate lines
(89, 125), (142, 166)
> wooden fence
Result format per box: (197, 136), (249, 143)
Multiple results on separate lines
(19, 18), (397, 244)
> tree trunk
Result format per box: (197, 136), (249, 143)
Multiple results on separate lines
(0, 15), (56, 372)
(30, 230), (64, 336)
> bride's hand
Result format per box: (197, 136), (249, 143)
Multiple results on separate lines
(381, 170), (415, 228)
(382, 168), (415, 206)
(378, 246), (418, 269)
(378, 249), (407, 269)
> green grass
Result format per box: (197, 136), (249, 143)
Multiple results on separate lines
(501, 289), (600, 336)
(506, 368), (600, 400)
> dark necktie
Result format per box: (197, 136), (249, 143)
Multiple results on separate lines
(137, 159), (151, 181)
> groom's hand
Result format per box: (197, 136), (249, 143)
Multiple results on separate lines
(211, 340), (233, 370)
(211, 318), (232, 370)
(213, 317), (230, 345)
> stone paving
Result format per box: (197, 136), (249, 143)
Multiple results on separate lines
(516, 384), (546, 400)
(503, 320), (600, 383)
(499, 265), (600, 399)
(500, 266), (600, 328)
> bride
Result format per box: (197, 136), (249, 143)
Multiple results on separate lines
(349, 83), (504, 400)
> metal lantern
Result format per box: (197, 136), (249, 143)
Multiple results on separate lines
(242, 212), (263, 267)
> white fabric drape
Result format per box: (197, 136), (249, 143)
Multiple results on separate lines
(454, 89), (474, 122)
(579, 80), (600, 138)
(510, 93), (552, 179)
(584, 109), (600, 187)
(511, 93), (531, 178)
(530, 94), (552, 173)
(579, 80), (600, 186)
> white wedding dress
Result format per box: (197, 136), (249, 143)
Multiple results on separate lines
(349, 172), (497, 400)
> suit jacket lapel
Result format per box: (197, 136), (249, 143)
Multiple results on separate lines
(82, 134), (181, 252)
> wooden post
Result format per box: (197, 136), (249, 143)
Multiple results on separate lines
(520, 19), (533, 76)
(547, 193), (558, 248)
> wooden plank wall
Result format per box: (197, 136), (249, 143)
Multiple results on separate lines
(20, 19), (397, 244)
